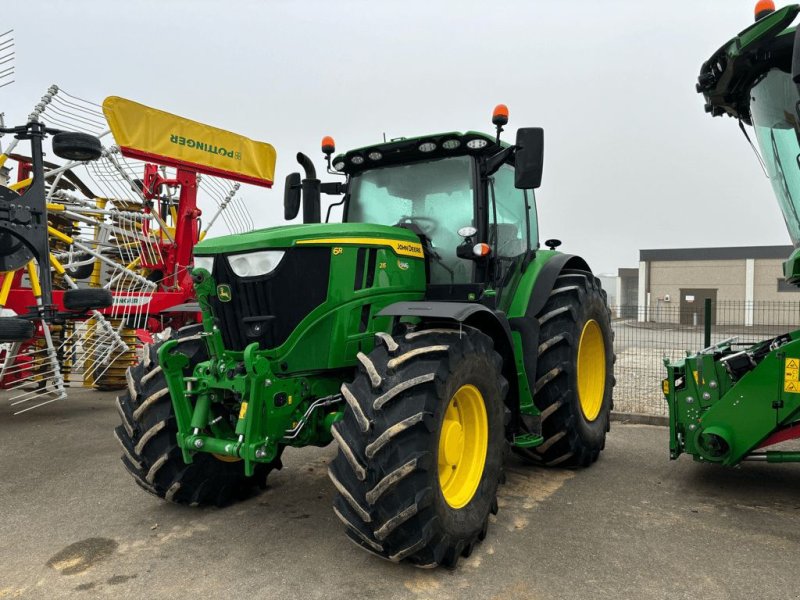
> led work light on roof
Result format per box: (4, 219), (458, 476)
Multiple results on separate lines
(368, 151), (383, 161)
(351, 155), (365, 165)
(442, 139), (461, 150)
(466, 138), (488, 150)
(418, 142), (437, 153)
(333, 160), (345, 171)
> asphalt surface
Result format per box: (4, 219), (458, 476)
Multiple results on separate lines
(2, 389), (800, 600)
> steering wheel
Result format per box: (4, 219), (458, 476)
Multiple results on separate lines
(396, 215), (438, 237)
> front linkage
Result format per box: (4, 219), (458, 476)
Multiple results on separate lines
(159, 268), (343, 476)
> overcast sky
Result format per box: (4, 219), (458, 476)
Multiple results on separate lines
(2, 0), (791, 274)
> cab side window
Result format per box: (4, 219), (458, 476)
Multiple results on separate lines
(489, 164), (537, 257)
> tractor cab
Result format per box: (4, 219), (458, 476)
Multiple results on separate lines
(285, 107), (544, 305)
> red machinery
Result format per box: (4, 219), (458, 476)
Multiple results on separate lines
(0, 88), (275, 406)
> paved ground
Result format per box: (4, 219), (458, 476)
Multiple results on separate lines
(2, 390), (800, 600)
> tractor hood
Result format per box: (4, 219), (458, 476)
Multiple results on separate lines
(194, 222), (424, 257)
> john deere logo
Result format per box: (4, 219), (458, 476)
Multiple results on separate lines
(217, 284), (232, 302)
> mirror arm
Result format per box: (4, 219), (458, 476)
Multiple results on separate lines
(320, 181), (347, 195)
(483, 146), (516, 177)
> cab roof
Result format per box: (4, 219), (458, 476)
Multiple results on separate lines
(333, 130), (510, 174)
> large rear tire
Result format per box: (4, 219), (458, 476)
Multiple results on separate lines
(515, 269), (615, 467)
(329, 327), (506, 568)
(113, 325), (282, 506)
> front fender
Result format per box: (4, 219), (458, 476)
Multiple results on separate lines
(377, 301), (517, 416)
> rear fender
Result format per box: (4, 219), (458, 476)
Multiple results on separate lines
(506, 252), (592, 418)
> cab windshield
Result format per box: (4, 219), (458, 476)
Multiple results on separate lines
(346, 156), (475, 284)
(751, 68), (800, 245)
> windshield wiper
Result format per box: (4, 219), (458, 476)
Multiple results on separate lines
(427, 245), (455, 285)
(740, 120), (769, 178)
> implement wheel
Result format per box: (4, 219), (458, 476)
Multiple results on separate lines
(113, 325), (282, 506)
(515, 269), (615, 467)
(63, 288), (112, 311)
(0, 317), (35, 343)
(52, 132), (102, 162)
(329, 327), (506, 568)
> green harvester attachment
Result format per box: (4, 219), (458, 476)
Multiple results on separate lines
(665, 2), (800, 466)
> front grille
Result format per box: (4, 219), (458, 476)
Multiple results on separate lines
(210, 247), (331, 351)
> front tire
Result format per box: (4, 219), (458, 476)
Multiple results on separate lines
(329, 327), (506, 568)
(113, 325), (282, 506)
(515, 269), (615, 467)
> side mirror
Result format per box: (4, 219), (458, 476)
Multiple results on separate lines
(514, 128), (544, 189)
(52, 132), (103, 162)
(284, 172), (301, 220)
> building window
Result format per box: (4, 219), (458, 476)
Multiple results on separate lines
(777, 278), (800, 292)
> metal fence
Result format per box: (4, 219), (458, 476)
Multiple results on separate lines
(610, 301), (800, 416)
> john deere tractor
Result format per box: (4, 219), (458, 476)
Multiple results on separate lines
(115, 107), (614, 568)
(665, 2), (800, 466)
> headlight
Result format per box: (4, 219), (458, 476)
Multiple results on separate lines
(193, 255), (215, 273)
(227, 250), (285, 277)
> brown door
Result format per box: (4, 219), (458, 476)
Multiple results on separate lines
(679, 288), (717, 326)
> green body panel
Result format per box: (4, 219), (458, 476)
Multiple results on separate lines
(730, 6), (796, 53)
(160, 222), (562, 468)
(194, 221), (424, 256)
(665, 334), (800, 465)
(500, 250), (561, 416)
(160, 222), (427, 474)
(503, 250), (560, 316)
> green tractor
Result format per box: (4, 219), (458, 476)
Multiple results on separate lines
(665, 2), (800, 466)
(115, 106), (615, 567)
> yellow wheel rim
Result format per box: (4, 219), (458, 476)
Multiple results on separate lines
(577, 319), (606, 422)
(438, 384), (488, 509)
